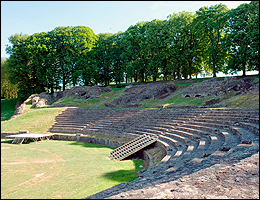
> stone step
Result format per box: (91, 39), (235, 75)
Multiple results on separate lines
(204, 113), (259, 119)
(198, 115), (259, 123)
(52, 124), (87, 128)
(238, 122), (259, 135)
(229, 126), (259, 144)
(49, 127), (84, 133)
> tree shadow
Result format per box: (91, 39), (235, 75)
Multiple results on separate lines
(1, 139), (13, 144)
(102, 159), (144, 183)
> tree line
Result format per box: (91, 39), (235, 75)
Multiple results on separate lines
(2, 1), (259, 101)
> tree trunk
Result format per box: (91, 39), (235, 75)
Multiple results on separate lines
(242, 64), (246, 77)
(63, 75), (66, 91)
(213, 66), (217, 77)
(51, 86), (54, 94)
(177, 67), (181, 80)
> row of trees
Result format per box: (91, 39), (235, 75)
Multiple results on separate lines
(1, 57), (18, 99)
(3, 1), (259, 101)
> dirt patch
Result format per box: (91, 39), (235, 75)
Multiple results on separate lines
(2, 162), (26, 165)
(1, 147), (10, 149)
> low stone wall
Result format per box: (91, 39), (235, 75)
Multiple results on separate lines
(52, 134), (125, 148)
(1, 132), (20, 139)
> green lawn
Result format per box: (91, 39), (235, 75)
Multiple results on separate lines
(1, 139), (144, 199)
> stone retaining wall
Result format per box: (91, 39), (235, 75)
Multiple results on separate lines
(1, 132), (19, 139)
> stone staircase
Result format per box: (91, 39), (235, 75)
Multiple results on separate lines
(110, 134), (158, 161)
(48, 107), (259, 199)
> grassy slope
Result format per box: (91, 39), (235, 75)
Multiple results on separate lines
(1, 107), (67, 133)
(1, 139), (144, 199)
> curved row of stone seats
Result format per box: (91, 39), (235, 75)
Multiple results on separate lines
(50, 108), (258, 164)
(86, 120), (199, 165)
(51, 107), (258, 142)
(50, 108), (195, 172)
(55, 109), (214, 181)
(82, 108), (258, 199)
(153, 108), (259, 176)
(199, 108), (259, 122)
(49, 107), (258, 198)
(141, 126), (223, 176)
(83, 110), (225, 171)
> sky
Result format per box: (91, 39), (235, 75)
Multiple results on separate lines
(1, 1), (251, 58)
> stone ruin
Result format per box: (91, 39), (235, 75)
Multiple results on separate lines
(105, 82), (177, 108)
(181, 77), (258, 98)
(11, 92), (53, 119)
(31, 93), (52, 108)
(62, 86), (112, 100)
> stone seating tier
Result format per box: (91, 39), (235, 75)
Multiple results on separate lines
(48, 107), (259, 199)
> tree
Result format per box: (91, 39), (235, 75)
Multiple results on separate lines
(6, 33), (45, 101)
(247, 1), (259, 73)
(5, 26), (97, 101)
(1, 58), (18, 99)
(68, 26), (98, 86)
(94, 33), (114, 86)
(110, 32), (125, 84)
(193, 3), (229, 77)
(122, 21), (150, 83)
(155, 20), (175, 80)
(140, 19), (167, 81)
(224, 1), (259, 76)
(42, 26), (97, 90)
(167, 11), (203, 79)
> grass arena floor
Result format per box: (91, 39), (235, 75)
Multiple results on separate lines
(1, 139), (144, 199)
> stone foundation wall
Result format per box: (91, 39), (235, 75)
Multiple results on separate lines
(1, 132), (19, 139)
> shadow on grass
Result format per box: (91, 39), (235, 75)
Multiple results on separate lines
(68, 141), (144, 182)
(102, 159), (143, 182)
(1, 139), (13, 144)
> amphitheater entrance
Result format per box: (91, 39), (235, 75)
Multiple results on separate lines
(110, 134), (158, 161)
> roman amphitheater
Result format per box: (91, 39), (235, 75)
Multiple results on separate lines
(48, 77), (259, 199)
(5, 76), (259, 199)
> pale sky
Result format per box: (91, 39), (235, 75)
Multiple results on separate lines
(1, 1), (251, 58)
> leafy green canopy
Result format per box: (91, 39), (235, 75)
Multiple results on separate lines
(223, 1), (259, 76)
(6, 26), (98, 101)
(1, 58), (18, 99)
(4, 2), (259, 101)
